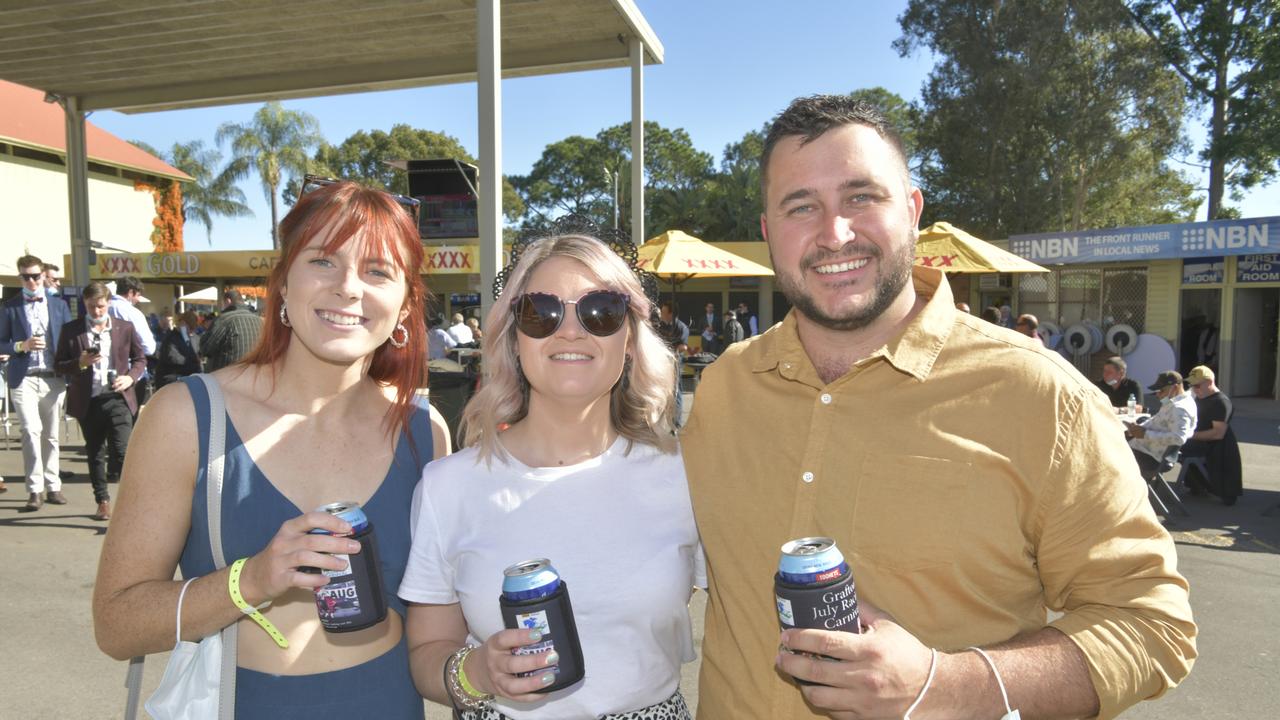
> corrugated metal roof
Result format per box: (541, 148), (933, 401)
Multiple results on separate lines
(0, 80), (191, 180)
(0, 0), (663, 113)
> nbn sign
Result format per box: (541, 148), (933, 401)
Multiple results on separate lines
(1205, 224), (1267, 249)
(1010, 216), (1279, 265)
(1027, 237), (1079, 259)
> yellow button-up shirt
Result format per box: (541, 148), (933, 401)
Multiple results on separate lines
(681, 267), (1195, 720)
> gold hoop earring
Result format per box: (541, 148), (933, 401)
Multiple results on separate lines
(389, 322), (408, 349)
(279, 302), (291, 328)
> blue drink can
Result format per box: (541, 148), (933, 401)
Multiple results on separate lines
(501, 559), (562, 601)
(775, 536), (860, 635)
(309, 501), (369, 535)
(304, 501), (385, 633)
(777, 537), (850, 585)
(498, 558), (585, 693)
(775, 537), (861, 686)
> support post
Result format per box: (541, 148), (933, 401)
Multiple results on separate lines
(65, 96), (93, 288)
(477, 0), (503, 319)
(630, 37), (644, 246)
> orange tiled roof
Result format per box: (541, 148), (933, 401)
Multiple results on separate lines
(0, 80), (191, 181)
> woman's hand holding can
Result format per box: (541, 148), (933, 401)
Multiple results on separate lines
(238, 511), (359, 606)
(471, 628), (560, 702)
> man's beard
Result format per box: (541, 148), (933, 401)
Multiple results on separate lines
(772, 236), (915, 332)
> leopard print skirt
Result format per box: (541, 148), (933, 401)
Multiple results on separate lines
(460, 690), (690, 720)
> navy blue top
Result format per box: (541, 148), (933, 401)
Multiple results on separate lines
(176, 375), (430, 719)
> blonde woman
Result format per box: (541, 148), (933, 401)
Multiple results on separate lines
(402, 227), (702, 719)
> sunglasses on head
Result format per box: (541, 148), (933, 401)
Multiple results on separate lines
(20, 273), (43, 282)
(301, 174), (421, 222)
(511, 290), (630, 339)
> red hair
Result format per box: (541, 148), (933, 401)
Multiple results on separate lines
(240, 181), (428, 445)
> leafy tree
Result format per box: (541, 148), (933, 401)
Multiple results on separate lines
(514, 121), (713, 239)
(131, 139), (253, 245)
(1125, 0), (1280, 219)
(511, 134), (612, 230)
(216, 102), (323, 249)
(284, 124), (524, 224)
(701, 127), (766, 242)
(897, 0), (1198, 238)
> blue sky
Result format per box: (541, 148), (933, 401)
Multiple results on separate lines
(89, 0), (1274, 252)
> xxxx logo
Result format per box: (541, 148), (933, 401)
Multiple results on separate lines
(425, 250), (473, 270)
(682, 258), (738, 270)
(916, 255), (958, 268)
(100, 256), (142, 274)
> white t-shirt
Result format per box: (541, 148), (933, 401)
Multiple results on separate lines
(399, 437), (705, 719)
(447, 322), (474, 345)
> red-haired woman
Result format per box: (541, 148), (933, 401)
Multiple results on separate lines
(93, 181), (450, 719)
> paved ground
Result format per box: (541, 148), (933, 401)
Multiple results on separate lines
(1, 399), (1275, 718)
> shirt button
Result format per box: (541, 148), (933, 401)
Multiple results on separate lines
(802, 471), (814, 483)
(820, 393), (833, 404)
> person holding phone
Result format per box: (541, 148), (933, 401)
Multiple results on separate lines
(0, 255), (72, 507)
(54, 281), (147, 520)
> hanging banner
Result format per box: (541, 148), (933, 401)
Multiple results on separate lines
(74, 244), (500, 280)
(1009, 216), (1278, 265)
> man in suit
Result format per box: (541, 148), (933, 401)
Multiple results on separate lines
(54, 282), (145, 521)
(701, 299), (721, 338)
(0, 255), (72, 508)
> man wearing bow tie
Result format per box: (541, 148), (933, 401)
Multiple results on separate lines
(1, 255), (72, 508)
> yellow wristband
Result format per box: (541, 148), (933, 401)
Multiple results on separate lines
(228, 558), (289, 649)
(456, 648), (488, 699)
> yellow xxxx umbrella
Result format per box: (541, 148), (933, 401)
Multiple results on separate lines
(915, 222), (1048, 273)
(637, 230), (774, 284)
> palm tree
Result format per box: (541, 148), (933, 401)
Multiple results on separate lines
(216, 102), (323, 249)
(130, 139), (254, 245)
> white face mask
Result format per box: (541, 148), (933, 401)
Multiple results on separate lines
(90, 314), (109, 327)
(1105, 378), (1119, 387)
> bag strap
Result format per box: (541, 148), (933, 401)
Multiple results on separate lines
(122, 374), (230, 720)
(195, 373), (238, 720)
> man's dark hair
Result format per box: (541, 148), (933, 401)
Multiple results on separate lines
(82, 281), (111, 303)
(1016, 313), (1039, 331)
(660, 301), (676, 314)
(980, 306), (1001, 324)
(44, 263), (60, 272)
(17, 254), (43, 271)
(224, 288), (244, 305)
(760, 94), (909, 201)
(118, 276), (145, 296)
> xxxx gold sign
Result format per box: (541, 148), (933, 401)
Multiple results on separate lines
(78, 245), (497, 280)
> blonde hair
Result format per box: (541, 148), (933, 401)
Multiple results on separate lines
(460, 234), (677, 462)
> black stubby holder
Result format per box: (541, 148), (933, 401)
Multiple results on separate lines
(498, 581), (585, 693)
(775, 571), (860, 685)
(307, 523), (388, 633)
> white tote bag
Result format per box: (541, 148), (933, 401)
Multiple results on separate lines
(125, 375), (237, 720)
(144, 578), (222, 720)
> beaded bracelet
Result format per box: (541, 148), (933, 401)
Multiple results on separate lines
(445, 644), (493, 710)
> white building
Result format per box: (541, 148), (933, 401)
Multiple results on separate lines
(0, 79), (189, 280)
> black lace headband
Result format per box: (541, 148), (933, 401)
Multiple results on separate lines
(492, 215), (660, 306)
